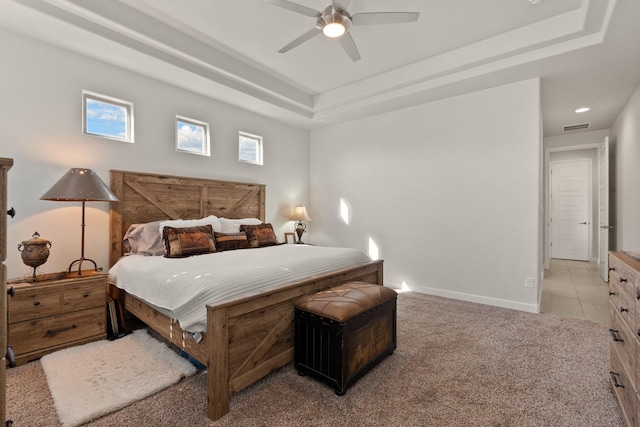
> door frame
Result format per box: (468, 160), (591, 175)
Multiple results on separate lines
(598, 137), (610, 282)
(544, 143), (602, 269)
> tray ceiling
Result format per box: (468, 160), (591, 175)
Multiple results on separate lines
(2, 0), (639, 136)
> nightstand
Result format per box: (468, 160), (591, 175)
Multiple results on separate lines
(6, 271), (106, 366)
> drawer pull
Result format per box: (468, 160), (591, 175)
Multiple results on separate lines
(33, 301), (40, 306)
(609, 267), (615, 272)
(7, 286), (14, 297)
(83, 293), (89, 298)
(609, 329), (624, 342)
(7, 206), (15, 218)
(619, 277), (628, 284)
(610, 371), (625, 388)
(45, 324), (77, 337)
(609, 291), (617, 296)
(620, 307), (629, 313)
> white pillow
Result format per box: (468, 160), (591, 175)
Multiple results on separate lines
(123, 221), (165, 256)
(220, 217), (263, 233)
(158, 215), (223, 236)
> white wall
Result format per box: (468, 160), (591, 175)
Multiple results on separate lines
(0, 28), (310, 278)
(310, 79), (542, 312)
(610, 81), (640, 250)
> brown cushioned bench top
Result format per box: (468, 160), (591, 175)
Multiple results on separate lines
(293, 282), (397, 322)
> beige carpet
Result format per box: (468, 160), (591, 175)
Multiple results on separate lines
(6, 292), (624, 426)
(40, 329), (197, 427)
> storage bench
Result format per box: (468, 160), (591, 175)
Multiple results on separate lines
(293, 281), (397, 395)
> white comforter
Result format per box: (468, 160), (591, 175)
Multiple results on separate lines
(108, 245), (370, 332)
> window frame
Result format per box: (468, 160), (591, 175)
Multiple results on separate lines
(82, 90), (134, 143)
(238, 131), (263, 165)
(175, 115), (211, 157)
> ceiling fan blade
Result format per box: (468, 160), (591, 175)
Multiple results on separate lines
(332, 0), (352, 12)
(351, 12), (420, 25)
(264, 0), (319, 17)
(338, 33), (361, 62)
(278, 27), (322, 53)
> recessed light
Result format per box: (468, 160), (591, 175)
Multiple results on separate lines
(575, 107), (590, 113)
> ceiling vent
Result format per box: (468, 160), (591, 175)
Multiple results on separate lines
(562, 123), (590, 132)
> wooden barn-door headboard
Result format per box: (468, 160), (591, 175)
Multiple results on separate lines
(109, 170), (266, 266)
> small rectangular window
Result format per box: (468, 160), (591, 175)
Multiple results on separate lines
(82, 90), (134, 142)
(176, 116), (210, 156)
(238, 131), (263, 165)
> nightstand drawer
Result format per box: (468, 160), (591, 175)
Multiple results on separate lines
(63, 279), (104, 311)
(8, 286), (61, 323)
(8, 306), (105, 356)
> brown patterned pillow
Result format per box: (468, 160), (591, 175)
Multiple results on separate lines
(162, 225), (216, 258)
(214, 232), (250, 251)
(240, 223), (278, 248)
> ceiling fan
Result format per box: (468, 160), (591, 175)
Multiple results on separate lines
(265, 0), (419, 61)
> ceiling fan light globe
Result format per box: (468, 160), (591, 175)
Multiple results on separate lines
(323, 22), (345, 37)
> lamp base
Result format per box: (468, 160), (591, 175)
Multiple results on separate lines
(294, 221), (306, 244)
(68, 257), (100, 276)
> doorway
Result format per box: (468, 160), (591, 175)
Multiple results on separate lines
(544, 145), (601, 268)
(549, 159), (591, 261)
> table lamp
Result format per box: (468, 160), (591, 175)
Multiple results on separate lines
(290, 205), (311, 244)
(41, 168), (119, 275)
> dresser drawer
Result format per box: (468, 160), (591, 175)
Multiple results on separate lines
(612, 343), (638, 427)
(8, 306), (105, 356)
(610, 302), (636, 386)
(63, 279), (104, 311)
(8, 285), (61, 323)
(610, 256), (637, 297)
(610, 261), (637, 331)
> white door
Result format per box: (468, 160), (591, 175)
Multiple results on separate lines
(550, 160), (591, 261)
(598, 137), (610, 281)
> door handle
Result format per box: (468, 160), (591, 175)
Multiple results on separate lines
(579, 222), (588, 225)
(600, 225), (614, 229)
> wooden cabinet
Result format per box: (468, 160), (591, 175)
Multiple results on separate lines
(609, 251), (640, 426)
(6, 271), (106, 366)
(1, 157), (12, 425)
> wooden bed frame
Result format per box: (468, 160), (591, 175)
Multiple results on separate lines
(107, 170), (384, 420)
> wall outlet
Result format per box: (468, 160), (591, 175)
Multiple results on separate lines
(525, 277), (535, 288)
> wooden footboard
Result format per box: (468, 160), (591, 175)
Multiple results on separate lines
(108, 260), (383, 421)
(206, 259), (382, 420)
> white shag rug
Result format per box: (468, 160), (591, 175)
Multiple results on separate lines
(40, 329), (198, 427)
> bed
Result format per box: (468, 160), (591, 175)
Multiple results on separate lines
(107, 170), (384, 421)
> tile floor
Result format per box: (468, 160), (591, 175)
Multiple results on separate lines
(540, 258), (609, 324)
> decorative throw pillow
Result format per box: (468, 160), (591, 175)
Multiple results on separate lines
(240, 223), (278, 248)
(162, 225), (216, 258)
(214, 232), (250, 251)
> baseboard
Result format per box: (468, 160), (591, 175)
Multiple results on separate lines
(388, 284), (540, 314)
